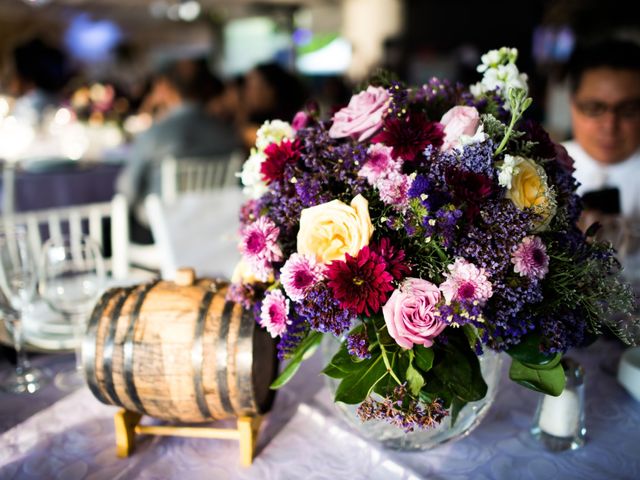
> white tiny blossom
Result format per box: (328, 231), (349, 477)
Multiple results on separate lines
(497, 154), (522, 189)
(470, 82), (485, 96)
(456, 124), (487, 150)
(255, 120), (294, 151)
(239, 149), (269, 199)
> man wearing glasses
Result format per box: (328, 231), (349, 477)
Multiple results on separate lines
(563, 39), (640, 218)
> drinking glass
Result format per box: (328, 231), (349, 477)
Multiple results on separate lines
(0, 228), (45, 393)
(39, 235), (105, 390)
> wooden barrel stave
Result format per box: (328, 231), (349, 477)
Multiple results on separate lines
(84, 277), (277, 423)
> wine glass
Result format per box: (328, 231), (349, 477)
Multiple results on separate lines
(39, 235), (105, 391)
(0, 228), (46, 393)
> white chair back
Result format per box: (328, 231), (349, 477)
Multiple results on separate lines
(160, 151), (244, 204)
(1, 194), (129, 279)
(145, 189), (243, 280)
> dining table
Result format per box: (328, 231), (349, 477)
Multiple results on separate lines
(1, 333), (639, 479)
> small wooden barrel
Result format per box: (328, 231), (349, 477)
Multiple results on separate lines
(83, 269), (278, 423)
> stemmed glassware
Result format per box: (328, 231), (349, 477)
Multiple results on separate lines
(39, 235), (105, 391)
(0, 228), (45, 393)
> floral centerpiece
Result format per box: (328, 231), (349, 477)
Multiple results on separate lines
(230, 47), (637, 433)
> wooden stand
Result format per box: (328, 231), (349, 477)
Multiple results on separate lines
(114, 409), (263, 467)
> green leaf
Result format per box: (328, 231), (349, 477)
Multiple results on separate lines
(506, 334), (557, 366)
(462, 324), (481, 351)
(450, 397), (467, 427)
(413, 345), (434, 373)
(270, 332), (322, 389)
(509, 359), (566, 396)
(335, 356), (387, 404)
(432, 336), (487, 403)
(406, 359), (425, 396)
(373, 352), (405, 397)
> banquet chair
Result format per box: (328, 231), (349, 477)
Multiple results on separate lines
(1, 194), (129, 280)
(160, 151), (244, 205)
(144, 188), (243, 280)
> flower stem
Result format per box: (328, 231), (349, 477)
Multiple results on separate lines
(375, 328), (403, 385)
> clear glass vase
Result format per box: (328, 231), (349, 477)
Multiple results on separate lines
(322, 336), (504, 450)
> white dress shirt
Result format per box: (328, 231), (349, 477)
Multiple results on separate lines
(563, 140), (640, 217)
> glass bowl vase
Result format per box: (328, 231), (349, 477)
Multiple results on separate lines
(322, 336), (504, 451)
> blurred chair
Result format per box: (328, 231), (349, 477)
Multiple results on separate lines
(160, 151), (244, 204)
(145, 188), (243, 280)
(1, 195), (129, 279)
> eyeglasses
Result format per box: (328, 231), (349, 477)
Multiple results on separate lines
(574, 99), (640, 120)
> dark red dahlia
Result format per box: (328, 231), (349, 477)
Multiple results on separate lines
(371, 112), (444, 162)
(371, 237), (411, 281)
(261, 139), (301, 183)
(326, 247), (394, 316)
(445, 168), (493, 220)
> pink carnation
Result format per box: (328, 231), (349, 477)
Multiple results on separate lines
(439, 258), (493, 305)
(240, 216), (283, 281)
(511, 236), (549, 280)
(329, 86), (390, 142)
(382, 278), (445, 349)
(280, 253), (325, 301)
(260, 289), (290, 338)
(376, 171), (412, 209)
(358, 144), (400, 185)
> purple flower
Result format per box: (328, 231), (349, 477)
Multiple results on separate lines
(346, 330), (371, 359)
(280, 253), (325, 301)
(260, 289), (290, 337)
(372, 112), (444, 162)
(240, 216), (283, 281)
(511, 236), (549, 280)
(295, 283), (355, 336)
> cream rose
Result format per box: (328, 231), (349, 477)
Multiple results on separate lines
(297, 194), (374, 264)
(502, 155), (556, 226)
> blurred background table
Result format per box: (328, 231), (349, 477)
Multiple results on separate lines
(1, 339), (639, 479)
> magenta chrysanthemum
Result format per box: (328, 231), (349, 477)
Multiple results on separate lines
(511, 236), (549, 280)
(260, 289), (290, 337)
(280, 253), (325, 301)
(439, 257), (493, 305)
(359, 144), (401, 185)
(326, 246), (394, 316)
(240, 216), (283, 281)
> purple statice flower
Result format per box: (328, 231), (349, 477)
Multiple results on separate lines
(359, 143), (400, 185)
(259, 289), (290, 338)
(376, 171), (412, 209)
(429, 139), (497, 180)
(415, 77), (467, 120)
(511, 236), (549, 280)
(437, 298), (484, 329)
(356, 384), (448, 432)
(408, 175), (452, 213)
(386, 81), (410, 119)
(227, 281), (264, 310)
(294, 283), (356, 336)
(537, 309), (588, 354)
(239, 199), (260, 226)
(346, 329), (371, 359)
(435, 207), (463, 248)
(280, 253), (325, 301)
(276, 314), (310, 360)
(439, 257), (493, 305)
(240, 216), (283, 281)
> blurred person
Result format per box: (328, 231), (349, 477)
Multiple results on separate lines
(116, 57), (240, 242)
(563, 39), (640, 218)
(9, 37), (71, 126)
(239, 63), (309, 150)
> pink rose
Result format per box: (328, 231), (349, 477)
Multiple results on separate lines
(329, 86), (390, 142)
(382, 278), (446, 350)
(292, 111), (309, 131)
(440, 106), (482, 152)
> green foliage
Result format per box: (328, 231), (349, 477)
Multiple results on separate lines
(509, 359), (566, 396)
(270, 332), (322, 389)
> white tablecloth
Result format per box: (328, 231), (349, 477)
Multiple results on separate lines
(1, 339), (639, 479)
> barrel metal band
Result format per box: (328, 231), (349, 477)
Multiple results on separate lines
(84, 288), (125, 405)
(236, 307), (257, 413)
(102, 286), (136, 406)
(123, 280), (159, 415)
(192, 289), (216, 419)
(215, 301), (235, 415)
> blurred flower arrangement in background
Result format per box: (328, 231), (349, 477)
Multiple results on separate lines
(230, 47), (638, 432)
